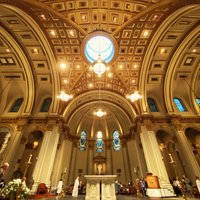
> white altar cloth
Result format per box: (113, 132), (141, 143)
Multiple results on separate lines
(85, 175), (117, 200)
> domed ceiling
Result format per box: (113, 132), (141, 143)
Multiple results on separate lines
(0, 0), (199, 137)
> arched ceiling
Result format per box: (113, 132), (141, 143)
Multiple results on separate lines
(0, 0), (199, 135)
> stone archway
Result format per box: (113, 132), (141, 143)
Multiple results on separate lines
(156, 130), (185, 181)
(185, 127), (200, 167)
(16, 130), (43, 189)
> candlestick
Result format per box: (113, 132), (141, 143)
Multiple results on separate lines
(28, 154), (32, 163)
(23, 155), (32, 177)
(169, 153), (174, 163)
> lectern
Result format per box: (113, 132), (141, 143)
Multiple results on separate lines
(85, 175), (117, 200)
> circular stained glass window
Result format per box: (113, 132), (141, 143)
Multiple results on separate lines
(84, 35), (114, 63)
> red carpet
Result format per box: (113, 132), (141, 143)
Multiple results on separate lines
(30, 194), (56, 199)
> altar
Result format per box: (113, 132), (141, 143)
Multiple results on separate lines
(85, 175), (117, 200)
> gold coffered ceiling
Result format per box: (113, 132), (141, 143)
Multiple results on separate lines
(0, 0), (199, 118)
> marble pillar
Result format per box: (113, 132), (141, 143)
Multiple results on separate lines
(31, 125), (60, 193)
(176, 129), (200, 178)
(140, 125), (175, 197)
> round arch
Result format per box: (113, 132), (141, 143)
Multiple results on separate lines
(140, 4), (199, 114)
(63, 90), (136, 138)
(1, 4), (60, 114)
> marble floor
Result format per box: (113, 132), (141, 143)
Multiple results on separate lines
(29, 195), (198, 200)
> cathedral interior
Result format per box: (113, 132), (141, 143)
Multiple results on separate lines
(0, 0), (200, 197)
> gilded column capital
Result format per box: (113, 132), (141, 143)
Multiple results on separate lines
(16, 116), (29, 131)
(136, 114), (154, 131)
(168, 114), (183, 131)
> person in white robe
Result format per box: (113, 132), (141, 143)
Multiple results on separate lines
(196, 176), (200, 194)
(72, 176), (80, 197)
(56, 179), (63, 196)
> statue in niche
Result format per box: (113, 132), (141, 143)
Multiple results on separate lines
(97, 163), (103, 175)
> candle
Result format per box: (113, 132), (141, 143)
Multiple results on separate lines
(28, 154), (32, 163)
(169, 153), (174, 163)
(64, 167), (67, 173)
(134, 167), (136, 173)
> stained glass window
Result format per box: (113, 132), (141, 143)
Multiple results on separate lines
(96, 131), (104, 152)
(196, 98), (200, 106)
(79, 130), (87, 151)
(173, 98), (186, 112)
(40, 97), (52, 112)
(147, 98), (159, 112)
(113, 130), (121, 151)
(85, 36), (114, 63)
(9, 98), (23, 112)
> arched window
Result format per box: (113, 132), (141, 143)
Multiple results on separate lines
(173, 98), (187, 112)
(79, 130), (87, 151)
(196, 98), (200, 106)
(9, 98), (23, 112)
(96, 131), (104, 152)
(40, 98), (52, 112)
(147, 98), (159, 112)
(113, 130), (121, 151)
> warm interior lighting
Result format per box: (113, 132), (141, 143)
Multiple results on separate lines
(88, 83), (93, 88)
(33, 48), (38, 54)
(159, 143), (165, 151)
(128, 91), (142, 102)
(58, 92), (72, 102)
(94, 109), (106, 117)
(60, 63), (66, 69)
(50, 30), (56, 36)
(40, 14), (47, 20)
(93, 57), (106, 75)
(69, 30), (75, 36)
(141, 30), (151, 38)
(33, 141), (39, 149)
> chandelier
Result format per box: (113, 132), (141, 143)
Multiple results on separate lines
(127, 91), (142, 102)
(58, 91), (73, 102)
(93, 56), (106, 76)
(94, 109), (106, 117)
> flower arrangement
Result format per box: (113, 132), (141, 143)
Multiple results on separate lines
(0, 178), (30, 199)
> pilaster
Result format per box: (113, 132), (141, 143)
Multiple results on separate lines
(139, 116), (175, 197)
(31, 125), (60, 193)
(170, 115), (200, 179)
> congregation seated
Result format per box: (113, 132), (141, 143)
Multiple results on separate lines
(192, 185), (200, 198)
(79, 183), (86, 195)
(37, 183), (48, 195)
(65, 184), (74, 195)
(129, 186), (136, 195)
(120, 184), (136, 195)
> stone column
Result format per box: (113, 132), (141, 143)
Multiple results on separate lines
(121, 142), (129, 184)
(1, 125), (22, 181)
(140, 123), (175, 197)
(171, 116), (200, 179)
(31, 125), (60, 193)
(87, 141), (94, 175)
(105, 141), (112, 175)
(68, 143), (78, 184)
(51, 138), (73, 187)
